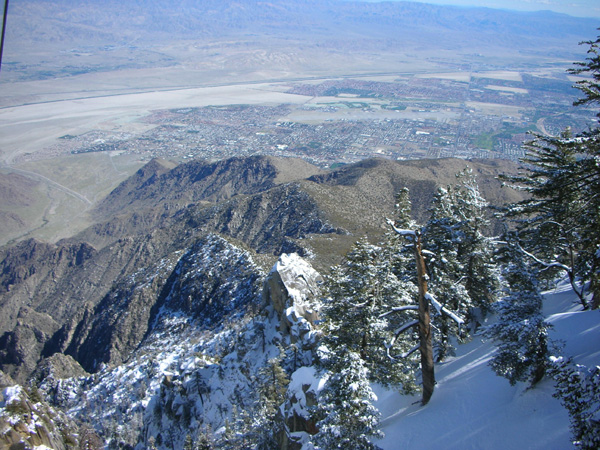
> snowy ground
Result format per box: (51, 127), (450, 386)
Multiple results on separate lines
(375, 281), (600, 450)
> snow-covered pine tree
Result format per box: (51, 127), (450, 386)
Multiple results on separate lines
(485, 232), (552, 386)
(194, 426), (213, 450)
(568, 34), (600, 309)
(380, 188), (422, 389)
(501, 33), (600, 310)
(502, 130), (590, 308)
(253, 355), (289, 449)
(312, 346), (383, 450)
(453, 167), (500, 321)
(386, 186), (465, 404)
(393, 188), (416, 230)
(424, 186), (470, 361)
(550, 357), (600, 450)
(321, 237), (417, 389)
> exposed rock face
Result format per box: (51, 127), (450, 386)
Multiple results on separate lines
(94, 155), (323, 221)
(60, 234), (263, 373)
(279, 366), (322, 450)
(0, 155), (523, 386)
(30, 353), (88, 387)
(0, 371), (14, 389)
(0, 385), (80, 450)
(0, 307), (58, 384)
(0, 239), (96, 334)
(0, 172), (41, 245)
(263, 253), (322, 340)
(263, 254), (324, 449)
(0, 235), (181, 381)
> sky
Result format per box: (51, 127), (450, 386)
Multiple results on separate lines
(387, 0), (600, 19)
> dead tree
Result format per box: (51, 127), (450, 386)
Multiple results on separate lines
(387, 220), (464, 405)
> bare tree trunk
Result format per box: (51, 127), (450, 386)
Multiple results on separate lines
(590, 270), (600, 310)
(414, 232), (435, 405)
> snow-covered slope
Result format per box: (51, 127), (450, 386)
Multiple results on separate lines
(2, 236), (597, 450)
(18, 240), (324, 449)
(375, 281), (600, 450)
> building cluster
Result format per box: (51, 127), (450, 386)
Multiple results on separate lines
(29, 77), (590, 168)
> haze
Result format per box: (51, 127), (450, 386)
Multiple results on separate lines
(0, 0), (598, 245)
(389, 0), (600, 18)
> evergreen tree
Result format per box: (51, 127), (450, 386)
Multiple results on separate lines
(393, 187), (417, 230)
(550, 358), (600, 450)
(485, 233), (552, 386)
(501, 33), (600, 309)
(321, 237), (417, 390)
(424, 186), (470, 361)
(386, 186), (466, 404)
(184, 434), (195, 450)
(312, 347), (383, 450)
(195, 426), (213, 450)
(453, 168), (500, 320)
(503, 130), (591, 308)
(421, 171), (499, 359)
(253, 354), (289, 449)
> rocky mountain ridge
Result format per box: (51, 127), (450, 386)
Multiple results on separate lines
(9, 0), (595, 51)
(0, 154), (530, 449)
(4, 234), (321, 449)
(0, 156), (521, 385)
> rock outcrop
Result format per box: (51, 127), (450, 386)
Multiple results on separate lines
(263, 254), (324, 449)
(0, 385), (80, 450)
(263, 253), (322, 341)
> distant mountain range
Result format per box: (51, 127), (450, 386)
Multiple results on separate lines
(4, 0), (598, 82)
(9, 0), (596, 43)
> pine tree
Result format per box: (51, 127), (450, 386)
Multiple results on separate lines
(312, 347), (383, 450)
(196, 425), (213, 450)
(485, 233), (552, 386)
(184, 434), (195, 450)
(501, 33), (600, 309)
(550, 358), (600, 450)
(321, 237), (417, 390)
(453, 168), (500, 321)
(424, 186), (470, 361)
(421, 171), (500, 359)
(386, 187), (466, 404)
(253, 354), (289, 449)
(502, 130), (591, 308)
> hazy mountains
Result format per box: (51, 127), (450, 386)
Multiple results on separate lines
(4, 0), (598, 82)
(10, 0), (596, 43)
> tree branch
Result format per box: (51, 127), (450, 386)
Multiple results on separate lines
(386, 218), (417, 238)
(426, 293), (464, 325)
(379, 305), (419, 318)
(393, 319), (420, 337)
(387, 343), (420, 361)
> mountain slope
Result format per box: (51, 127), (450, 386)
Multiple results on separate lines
(9, 0), (595, 48)
(93, 155), (322, 220)
(0, 156), (521, 383)
(0, 154), (595, 449)
(375, 282), (599, 449)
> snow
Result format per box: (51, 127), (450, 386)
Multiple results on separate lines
(375, 279), (600, 450)
(2, 385), (23, 406)
(386, 218), (417, 237)
(427, 292), (465, 325)
(272, 252), (322, 320)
